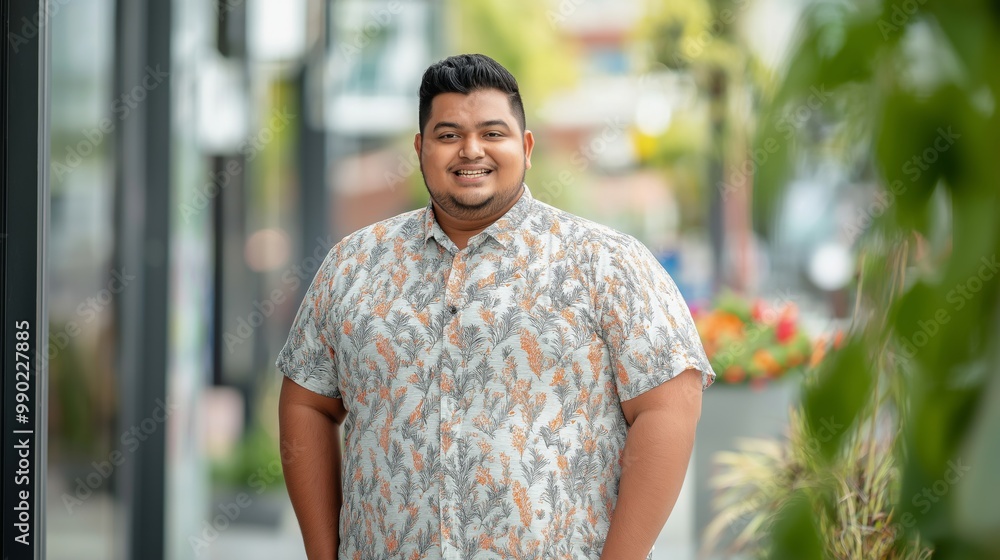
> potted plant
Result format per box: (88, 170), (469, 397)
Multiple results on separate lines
(690, 290), (828, 544)
(693, 290), (816, 389)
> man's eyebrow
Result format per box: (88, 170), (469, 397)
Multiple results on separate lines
(431, 119), (512, 132)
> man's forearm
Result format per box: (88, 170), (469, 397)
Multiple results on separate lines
(599, 409), (698, 560)
(280, 404), (343, 559)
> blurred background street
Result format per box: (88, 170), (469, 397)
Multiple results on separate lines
(39, 0), (999, 558)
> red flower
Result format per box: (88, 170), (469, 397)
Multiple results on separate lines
(775, 305), (798, 343)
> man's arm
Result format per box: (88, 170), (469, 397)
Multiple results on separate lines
(279, 376), (348, 560)
(600, 368), (704, 560)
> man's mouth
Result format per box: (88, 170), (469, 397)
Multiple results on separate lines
(454, 169), (492, 178)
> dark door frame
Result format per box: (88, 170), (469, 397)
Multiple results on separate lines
(2, 0), (50, 558)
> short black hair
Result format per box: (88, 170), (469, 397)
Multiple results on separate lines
(418, 53), (526, 135)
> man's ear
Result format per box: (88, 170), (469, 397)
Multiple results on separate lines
(413, 133), (422, 159)
(523, 130), (535, 170)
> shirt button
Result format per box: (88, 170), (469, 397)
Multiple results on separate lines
(449, 305), (458, 315)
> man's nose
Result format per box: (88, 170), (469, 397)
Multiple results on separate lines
(459, 137), (485, 159)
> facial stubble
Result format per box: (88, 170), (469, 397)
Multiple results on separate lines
(418, 145), (528, 222)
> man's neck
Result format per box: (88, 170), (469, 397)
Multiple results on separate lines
(432, 186), (524, 251)
(433, 209), (491, 251)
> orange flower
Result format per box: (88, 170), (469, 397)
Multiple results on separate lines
(511, 426), (527, 456)
(751, 349), (781, 376)
(476, 466), (492, 485)
(787, 350), (804, 367)
(379, 425), (391, 452)
(724, 365), (746, 383)
(520, 329), (546, 377)
(477, 272), (497, 289)
(477, 439), (493, 456)
(478, 308), (496, 324)
(616, 363), (630, 386)
(411, 448), (424, 471)
(548, 415), (563, 431)
(588, 343), (603, 381)
(550, 368), (565, 387)
(480, 534), (494, 550)
(373, 301), (392, 319)
(833, 329), (845, 348)
(513, 482), (533, 527)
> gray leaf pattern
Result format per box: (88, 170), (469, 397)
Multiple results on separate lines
(276, 186), (714, 559)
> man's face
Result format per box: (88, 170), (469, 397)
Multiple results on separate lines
(414, 89), (534, 223)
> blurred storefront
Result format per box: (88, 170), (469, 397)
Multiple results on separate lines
(41, 0), (438, 558)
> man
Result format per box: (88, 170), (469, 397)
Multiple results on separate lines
(277, 53), (714, 560)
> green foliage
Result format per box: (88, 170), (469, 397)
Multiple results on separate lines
(769, 490), (825, 560)
(211, 424), (284, 491)
(444, 0), (578, 121)
(801, 338), (873, 461)
(707, 409), (934, 559)
(750, 0), (1000, 558)
(48, 332), (98, 454)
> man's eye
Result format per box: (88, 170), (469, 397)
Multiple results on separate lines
(485, 132), (503, 138)
(439, 133), (459, 140)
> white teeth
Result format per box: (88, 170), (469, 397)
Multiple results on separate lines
(456, 169), (490, 177)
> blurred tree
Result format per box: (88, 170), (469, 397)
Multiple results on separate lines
(637, 0), (774, 291)
(742, 0), (1000, 558)
(444, 0), (579, 122)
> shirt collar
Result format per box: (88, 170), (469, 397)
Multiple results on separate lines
(422, 184), (535, 251)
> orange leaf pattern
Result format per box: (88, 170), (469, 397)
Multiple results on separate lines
(276, 186), (713, 559)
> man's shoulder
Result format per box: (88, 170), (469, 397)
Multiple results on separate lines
(531, 198), (641, 253)
(335, 207), (427, 250)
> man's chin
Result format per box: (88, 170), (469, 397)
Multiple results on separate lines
(447, 193), (494, 212)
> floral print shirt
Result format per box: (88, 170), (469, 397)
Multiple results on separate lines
(276, 185), (714, 559)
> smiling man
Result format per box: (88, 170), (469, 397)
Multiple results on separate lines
(277, 53), (715, 560)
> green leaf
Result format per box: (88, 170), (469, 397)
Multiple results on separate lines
(954, 370), (1000, 555)
(769, 489), (825, 560)
(802, 337), (875, 461)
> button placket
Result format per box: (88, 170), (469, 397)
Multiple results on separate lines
(439, 250), (468, 557)
(444, 251), (468, 315)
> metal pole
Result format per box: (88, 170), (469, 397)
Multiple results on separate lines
(113, 0), (172, 557)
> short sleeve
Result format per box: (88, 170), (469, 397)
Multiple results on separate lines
(275, 246), (342, 399)
(598, 236), (715, 401)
